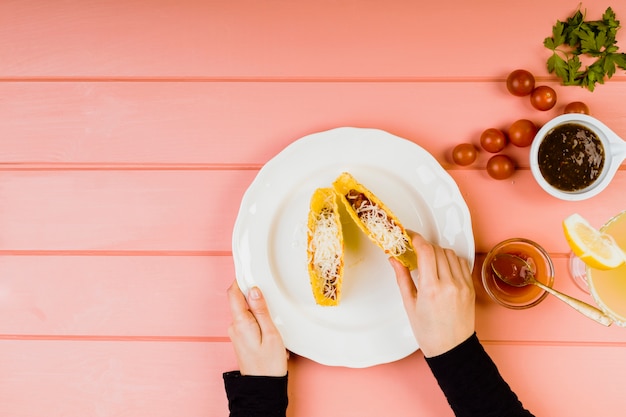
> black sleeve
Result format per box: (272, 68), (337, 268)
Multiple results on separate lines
(425, 333), (534, 417)
(222, 371), (288, 417)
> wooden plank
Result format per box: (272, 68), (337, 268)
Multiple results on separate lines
(0, 170), (256, 252)
(0, 255), (233, 337)
(2, 255), (625, 343)
(0, 340), (237, 417)
(288, 351), (453, 417)
(0, 1), (624, 79)
(1, 170), (623, 253)
(3, 340), (623, 417)
(287, 343), (626, 416)
(484, 343), (626, 417)
(1, 81), (625, 165)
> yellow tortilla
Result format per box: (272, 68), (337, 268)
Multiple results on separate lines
(332, 172), (417, 270)
(306, 187), (344, 306)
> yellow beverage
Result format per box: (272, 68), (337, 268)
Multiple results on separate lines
(587, 210), (626, 326)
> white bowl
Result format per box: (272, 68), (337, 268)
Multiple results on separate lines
(530, 114), (626, 201)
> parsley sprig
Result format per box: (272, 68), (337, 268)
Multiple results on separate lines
(544, 6), (626, 91)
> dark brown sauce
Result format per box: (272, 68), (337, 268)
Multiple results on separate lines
(538, 123), (604, 192)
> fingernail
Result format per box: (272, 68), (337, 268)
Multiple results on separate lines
(249, 287), (261, 300)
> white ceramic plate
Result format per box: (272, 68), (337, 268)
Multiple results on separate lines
(232, 127), (474, 368)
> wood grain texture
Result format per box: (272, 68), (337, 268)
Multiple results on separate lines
(0, 255), (231, 337)
(2, 255), (625, 344)
(0, 341), (237, 417)
(4, 341), (625, 417)
(1, 0), (624, 79)
(1, 81), (626, 165)
(1, 170), (624, 253)
(2, 0), (626, 416)
(285, 344), (626, 417)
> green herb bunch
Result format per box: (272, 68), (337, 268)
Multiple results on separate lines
(544, 6), (626, 91)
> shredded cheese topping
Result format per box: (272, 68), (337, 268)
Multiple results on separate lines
(308, 206), (342, 300)
(347, 190), (409, 257)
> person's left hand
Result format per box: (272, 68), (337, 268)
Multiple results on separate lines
(227, 281), (288, 376)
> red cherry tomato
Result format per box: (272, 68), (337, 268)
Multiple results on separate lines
(486, 155), (515, 180)
(480, 128), (508, 153)
(564, 101), (590, 114)
(506, 69), (536, 96)
(508, 119), (538, 147)
(530, 86), (557, 111)
(452, 143), (477, 166)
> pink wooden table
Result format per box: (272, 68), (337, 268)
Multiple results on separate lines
(1, 1), (626, 416)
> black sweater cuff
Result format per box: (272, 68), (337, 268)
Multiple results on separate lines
(223, 371), (288, 417)
(425, 333), (533, 417)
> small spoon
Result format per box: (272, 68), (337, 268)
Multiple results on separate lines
(491, 253), (613, 327)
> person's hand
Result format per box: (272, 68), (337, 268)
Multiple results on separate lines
(227, 281), (288, 376)
(390, 231), (475, 358)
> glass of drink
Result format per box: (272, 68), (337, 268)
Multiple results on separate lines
(569, 252), (590, 293)
(569, 210), (626, 326)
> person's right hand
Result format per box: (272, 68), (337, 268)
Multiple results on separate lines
(390, 231), (475, 358)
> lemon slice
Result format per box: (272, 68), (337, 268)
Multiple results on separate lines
(563, 213), (626, 270)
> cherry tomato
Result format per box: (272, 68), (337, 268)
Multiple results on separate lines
(506, 69), (535, 96)
(564, 101), (590, 115)
(530, 86), (557, 111)
(452, 143), (477, 166)
(508, 119), (538, 147)
(480, 128), (507, 153)
(486, 155), (515, 180)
